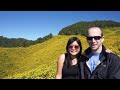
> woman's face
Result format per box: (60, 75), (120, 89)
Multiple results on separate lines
(68, 41), (80, 56)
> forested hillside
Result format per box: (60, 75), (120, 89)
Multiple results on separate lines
(59, 20), (120, 36)
(0, 33), (53, 47)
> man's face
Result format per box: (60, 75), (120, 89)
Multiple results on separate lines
(86, 27), (104, 52)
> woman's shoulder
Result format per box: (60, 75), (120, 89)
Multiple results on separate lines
(59, 54), (65, 60)
(57, 54), (65, 63)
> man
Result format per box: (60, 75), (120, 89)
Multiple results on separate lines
(79, 27), (120, 79)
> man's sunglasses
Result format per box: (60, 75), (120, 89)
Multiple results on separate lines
(86, 36), (102, 41)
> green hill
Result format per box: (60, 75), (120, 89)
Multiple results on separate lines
(0, 27), (120, 79)
(59, 20), (120, 36)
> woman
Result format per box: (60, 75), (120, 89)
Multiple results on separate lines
(55, 37), (82, 79)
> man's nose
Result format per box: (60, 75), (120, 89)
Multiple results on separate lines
(91, 38), (96, 42)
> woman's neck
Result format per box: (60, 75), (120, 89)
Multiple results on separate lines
(70, 55), (77, 60)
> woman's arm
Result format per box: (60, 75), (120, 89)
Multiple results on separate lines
(55, 54), (65, 79)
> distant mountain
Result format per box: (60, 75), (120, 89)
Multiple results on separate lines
(0, 33), (53, 47)
(59, 20), (120, 36)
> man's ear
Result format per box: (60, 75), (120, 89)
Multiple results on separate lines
(101, 36), (104, 42)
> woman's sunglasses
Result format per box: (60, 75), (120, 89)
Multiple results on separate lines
(86, 36), (102, 41)
(68, 45), (80, 49)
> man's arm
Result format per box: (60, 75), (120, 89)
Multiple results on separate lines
(108, 53), (120, 79)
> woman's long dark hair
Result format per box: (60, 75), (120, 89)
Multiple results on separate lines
(65, 37), (82, 68)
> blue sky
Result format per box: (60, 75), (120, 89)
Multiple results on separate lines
(0, 11), (120, 40)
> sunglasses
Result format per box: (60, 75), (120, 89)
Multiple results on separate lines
(68, 45), (80, 49)
(86, 36), (102, 41)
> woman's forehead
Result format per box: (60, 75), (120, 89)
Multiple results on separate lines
(70, 41), (78, 45)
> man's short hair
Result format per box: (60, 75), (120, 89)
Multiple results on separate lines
(86, 27), (103, 36)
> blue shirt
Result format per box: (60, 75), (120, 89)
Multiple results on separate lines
(87, 52), (103, 73)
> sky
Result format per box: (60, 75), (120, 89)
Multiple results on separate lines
(0, 11), (120, 40)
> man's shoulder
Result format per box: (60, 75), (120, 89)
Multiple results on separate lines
(80, 54), (88, 62)
(107, 52), (120, 61)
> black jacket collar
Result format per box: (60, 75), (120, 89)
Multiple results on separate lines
(83, 45), (108, 61)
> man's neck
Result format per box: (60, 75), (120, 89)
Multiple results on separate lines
(92, 45), (102, 54)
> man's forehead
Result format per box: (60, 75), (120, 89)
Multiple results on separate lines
(88, 27), (101, 31)
(88, 28), (101, 36)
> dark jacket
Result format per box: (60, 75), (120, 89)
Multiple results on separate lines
(79, 45), (120, 79)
